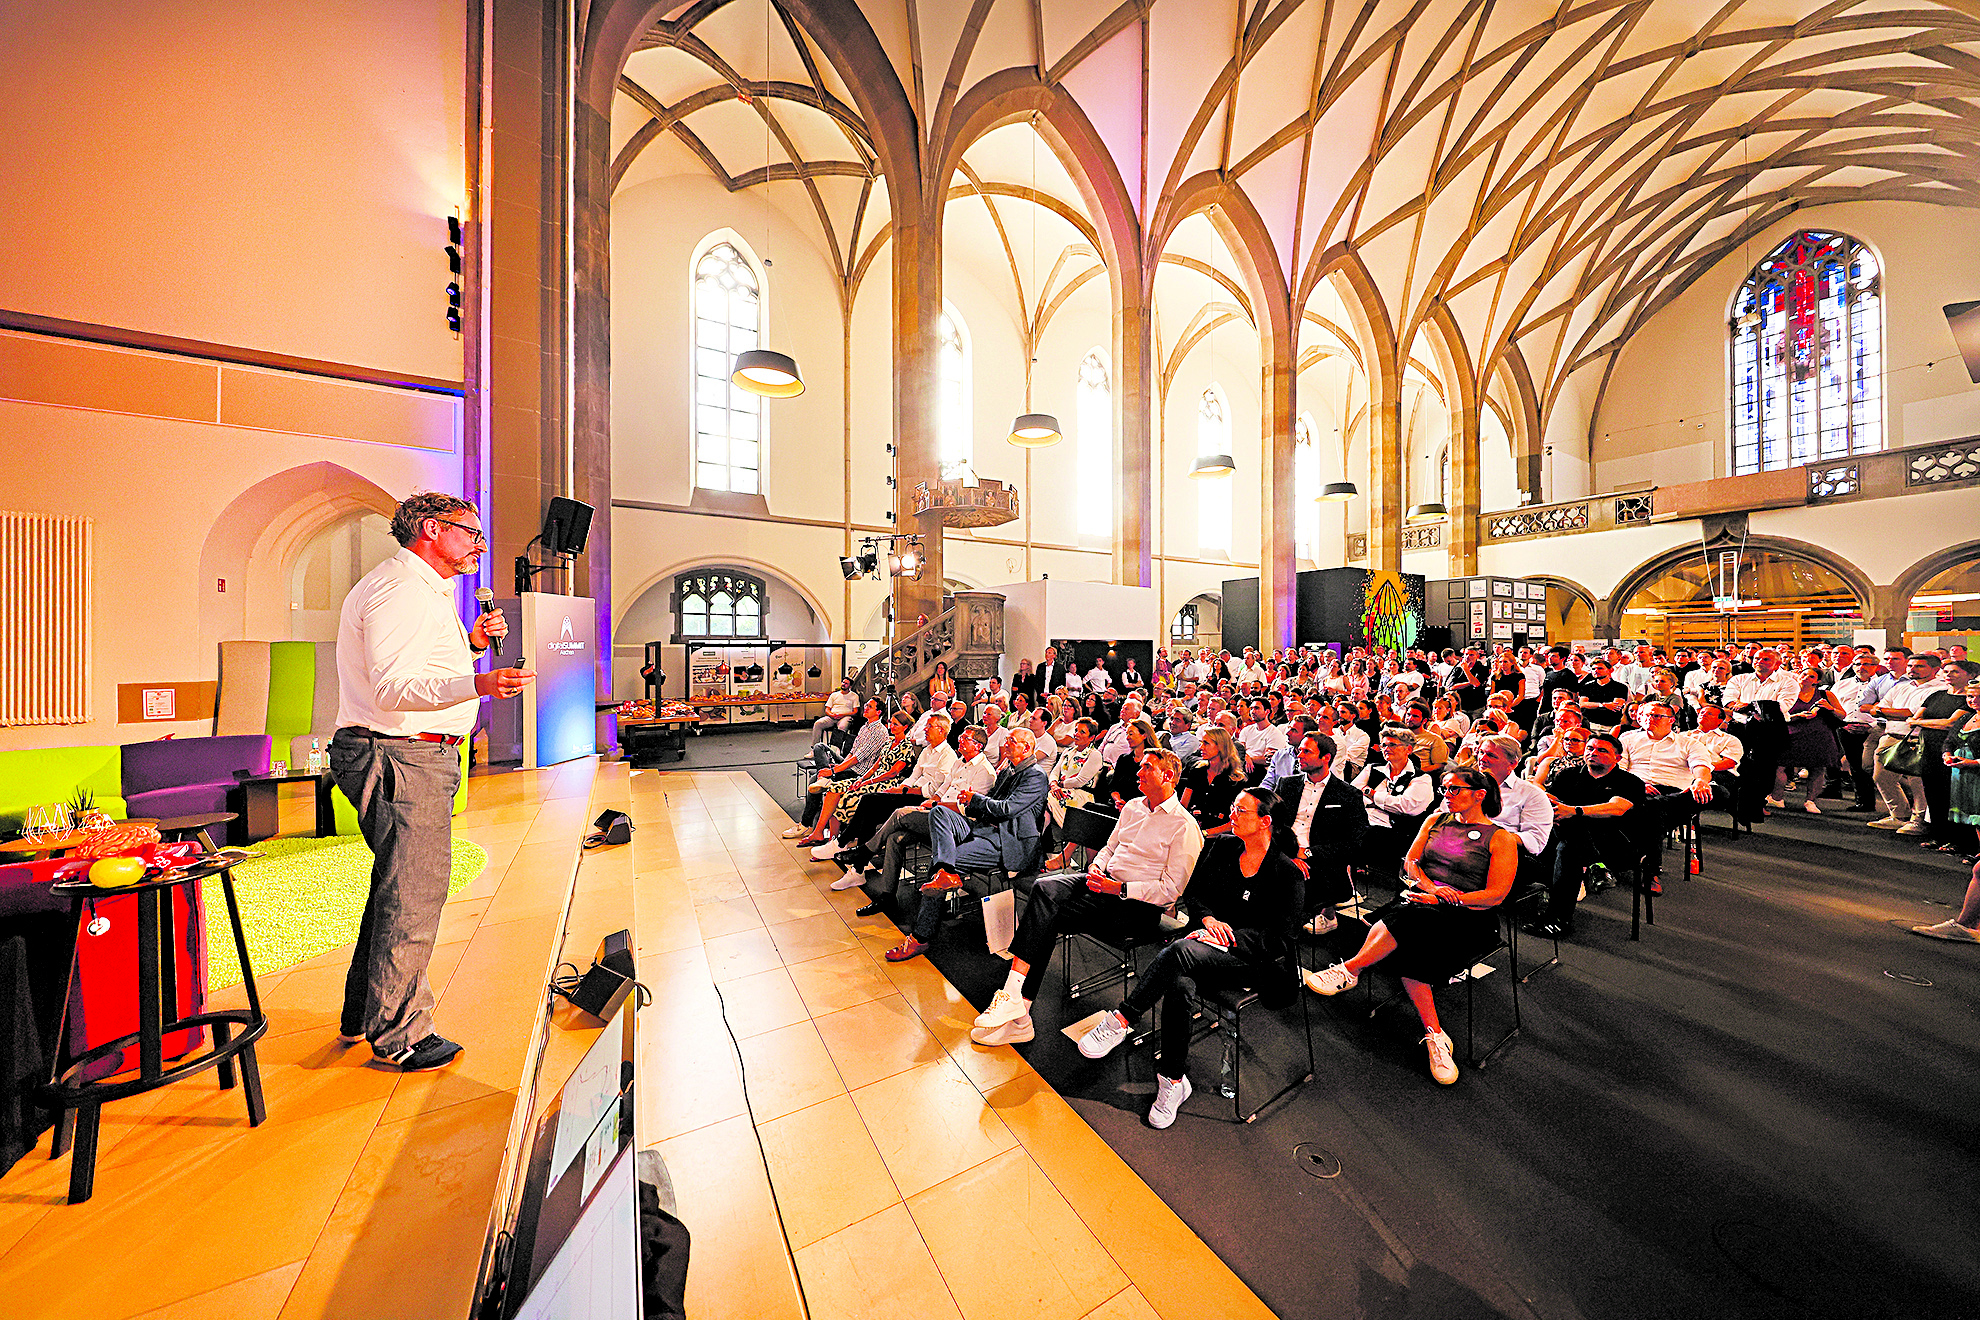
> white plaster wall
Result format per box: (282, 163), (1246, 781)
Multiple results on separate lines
(1593, 201), (1980, 489)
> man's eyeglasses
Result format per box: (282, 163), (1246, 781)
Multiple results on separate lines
(431, 517), (487, 546)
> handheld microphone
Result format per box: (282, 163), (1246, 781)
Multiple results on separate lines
(475, 587), (501, 658)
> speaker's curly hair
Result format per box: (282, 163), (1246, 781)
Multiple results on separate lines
(390, 491), (476, 547)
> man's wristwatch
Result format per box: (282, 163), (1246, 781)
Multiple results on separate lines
(1574, 806), (1584, 817)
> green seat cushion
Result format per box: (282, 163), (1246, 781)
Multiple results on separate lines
(0, 746), (127, 831)
(265, 641), (320, 753)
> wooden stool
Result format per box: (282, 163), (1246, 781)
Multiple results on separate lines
(41, 852), (268, 1203)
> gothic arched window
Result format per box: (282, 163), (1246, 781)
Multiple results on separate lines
(675, 570), (765, 639)
(1171, 603), (1198, 642)
(1730, 229), (1882, 475)
(692, 239), (764, 493)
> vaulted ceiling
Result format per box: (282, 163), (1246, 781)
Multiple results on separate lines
(610, 0), (1980, 418)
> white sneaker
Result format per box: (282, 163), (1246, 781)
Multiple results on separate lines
(970, 1012), (1034, 1046)
(810, 838), (845, 860)
(829, 870), (865, 891)
(1867, 816), (1906, 830)
(1147, 1073), (1192, 1128)
(1910, 920), (1980, 943)
(1803, 801), (1822, 814)
(1078, 1011), (1133, 1059)
(973, 987), (1028, 1029)
(781, 826), (809, 839)
(1304, 913), (1338, 936)
(1423, 1030), (1459, 1085)
(1302, 963), (1358, 996)
(1897, 821), (1930, 836)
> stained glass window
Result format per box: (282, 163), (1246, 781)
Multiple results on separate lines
(692, 241), (763, 493)
(1730, 230), (1881, 475)
(676, 571), (764, 638)
(1077, 349), (1112, 536)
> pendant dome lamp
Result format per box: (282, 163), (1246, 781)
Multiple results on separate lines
(732, 348), (805, 397)
(1317, 481), (1358, 501)
(1010, 413), (1062, 446)
(1191, 453), (1235, 479)
(1405, 501), (1448, 523)
(731, 14), (804, 400)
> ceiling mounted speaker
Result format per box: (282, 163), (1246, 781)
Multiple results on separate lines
(1317, 481), (1358, 501)
(1190, 454), (1235, 479)
(732, 349), (805, 397)
(1944, 301), (1980, 384)
(1009, 413), (1062, 447)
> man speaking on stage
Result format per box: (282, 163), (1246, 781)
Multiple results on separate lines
(330, 492), (534, 1071)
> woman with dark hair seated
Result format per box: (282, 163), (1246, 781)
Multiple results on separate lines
(1075, 786), (1303, 1129)
(1104, 718), (1158, 808)
(1302, 764), (1519, 1086)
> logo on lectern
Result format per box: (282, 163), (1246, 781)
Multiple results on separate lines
(548, 614), (587, 655)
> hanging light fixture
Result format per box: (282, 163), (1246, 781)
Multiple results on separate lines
(1318, 480), (1359, 501)
(1406, 501), (1448, 523)
(1010, 413), (1061, 446)
(1009, 113), (1060, 448)
(732, 13), (803, 398)
(1191, 453), (1235, 479)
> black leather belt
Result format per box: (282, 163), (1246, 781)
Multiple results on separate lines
(343, 726), (465, 747)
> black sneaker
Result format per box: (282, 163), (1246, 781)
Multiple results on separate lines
(855, 900), (885, 917)
(376, 1035), (464, 1072)
(1521, 920), (1572, 939)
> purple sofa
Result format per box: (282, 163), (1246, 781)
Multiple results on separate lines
(119, 735), (272, 821)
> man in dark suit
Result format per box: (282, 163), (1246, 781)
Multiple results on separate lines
(885, 729), (1050, 962)
(1270, 732), (1368, 936)
(1030, 646), (1064, 700)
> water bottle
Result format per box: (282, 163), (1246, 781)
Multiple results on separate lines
(1218, 1028), (1238, 1099)
(308, 738), (324, 775)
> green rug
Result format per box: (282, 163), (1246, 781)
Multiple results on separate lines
(200, 835), (489, 990)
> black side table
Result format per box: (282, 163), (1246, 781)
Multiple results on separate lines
(153, 812), (240, 852)
(41, 852), (268, 1203)
(230, 772), (334, 842)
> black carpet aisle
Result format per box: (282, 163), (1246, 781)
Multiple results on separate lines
(849, 808), (1980, 1320)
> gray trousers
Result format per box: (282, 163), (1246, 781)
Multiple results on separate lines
(329, 728), (461, 1056)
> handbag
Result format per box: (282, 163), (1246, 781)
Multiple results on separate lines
(584, 809), (636, 848)
(1877, 731), (1926, 778)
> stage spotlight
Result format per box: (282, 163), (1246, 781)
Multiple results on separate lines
(839, 556), (861, 580)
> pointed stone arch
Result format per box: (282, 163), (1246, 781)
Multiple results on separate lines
(1603, 536), (1876, 638)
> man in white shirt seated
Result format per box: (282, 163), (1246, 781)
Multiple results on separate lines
(968, 749), (1203, 1046)
(813, 713), (958, 863)
(1313, 704), (1369, 779)
(1721, 648), (1803, 823)
(1163, 707), (1203, 764)
(810, 678), (861, 744)
(1690, 704), (1743, 803)
(1235, 699), (1288, 779)
(1025, 708), (1060, 776)
(1618, 699), (1723, 882)
(846, 724), (998, 901)
(1096, 697), (1145, 765)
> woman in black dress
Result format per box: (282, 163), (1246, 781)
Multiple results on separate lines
(1104, 718), (1156, 807)
(1302, 765), (1519, 1085)
(1180, 725), (1248, 835)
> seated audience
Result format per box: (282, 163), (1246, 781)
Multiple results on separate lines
(1236, 700), (1288, 780)
(1771, 670), (1846, 812)
(1104, 718), (1158, 808)
(810, 678), (860, 743)
(1535, 729), (1647, 935)
(813, 712), (957, 863)
(1477, 734), (1554, 899)
(1303, 766), (1520, 1086)
(1722, 648), (1803, 824)
(786, 698), (888, 839)
(1076, 788), (1302, 1128)
(965, 749), (1203, 1045)
(1269, 733), (1368, 936)
(843, 724), (996, 899)
(796, 710), (917, 849)
(1353, 726), (1436, 884)
(1179, 724), (1249, 836)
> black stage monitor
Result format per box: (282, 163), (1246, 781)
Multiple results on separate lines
(543, 497), (594, 556)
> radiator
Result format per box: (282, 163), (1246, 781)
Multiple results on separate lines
(0, 511), (92, 725)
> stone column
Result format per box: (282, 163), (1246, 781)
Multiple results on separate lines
(1368, 393), (1403, 573)
(891, 204), (944, 630)
(1258, 335), (1297, 650)
(1113, 279), (1154, 588)
(1447, 399), (1480, 577)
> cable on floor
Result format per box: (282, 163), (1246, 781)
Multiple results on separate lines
(710, 978), (815, 1320)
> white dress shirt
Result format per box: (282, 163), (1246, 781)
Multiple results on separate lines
(1877, 678), (1946, 736)
(1084, 667), (1112, 692)
(1031, 731), (1060, 776)
(335, 548), (481, 738)
(902, 740), (959, 797)
(1092, 793), (1204, 909)
(936, 751), (997, 805)
(1491, 774), (1555, 857)
(1329, 723), (1370, 776)
(1829, 673), (1877, 729)
(1354, 761), (1435, 830)
(1723, 669), (1802, 712)
(1619, 729), (1713, 791)
(1691, 726), (1743, 774)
